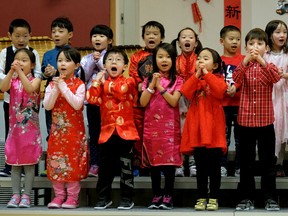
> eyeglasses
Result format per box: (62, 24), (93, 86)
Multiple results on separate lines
(105, 57), (124, 63)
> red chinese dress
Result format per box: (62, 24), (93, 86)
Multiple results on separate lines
(180, 73), (227, 155)
(44, 77), (88, 182)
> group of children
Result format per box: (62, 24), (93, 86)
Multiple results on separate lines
(0, 16), (287, 212)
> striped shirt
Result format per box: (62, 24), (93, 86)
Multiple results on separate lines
(233, 61), (280, 127)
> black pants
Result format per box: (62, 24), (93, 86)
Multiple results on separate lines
(86, 104), (101, 166)
(194, 147), (222, 199)
(96, 135), (134, 200)
(238, 125), (277, 201)
(222, 106), (240, 170)
(150, 165), (175, 196)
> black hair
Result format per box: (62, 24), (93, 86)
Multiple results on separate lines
(56, 47), (85, 82)
(245, 28), (268, 46)
(51, 17), (73, 32)
(171, 27), (203, 55)
(147, 43), (177, 88)
(220, 25), (241, 38)
(9, 19), (31, 34)
(265, 20), (288, 53)
(197, 47), (225, 75)
(90, 24), (113, 49)
(141, 21), (165, 39)
(103, 47), (129, 65)
(14, 48), (36, 76)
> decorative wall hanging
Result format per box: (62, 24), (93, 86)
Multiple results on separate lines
(276, 0), (288, 15)
(191, 0), (211, 32)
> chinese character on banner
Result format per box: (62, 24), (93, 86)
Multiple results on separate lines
(224, 0), (241, 29)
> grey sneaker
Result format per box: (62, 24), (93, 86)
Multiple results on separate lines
(175, 167), (184, 177)
(234, 168), (240, 177)
(221, 166), (227, 177)
(189, 165), (197, 177)
(117, 198), (134, 210)
(236, 199), (254, 211)
(94, 199), (112, 210)
(265, 199), (280, 211)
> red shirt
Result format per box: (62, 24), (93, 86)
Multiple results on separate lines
(233, 61), (280, 127)
(86, 75), (140, 143)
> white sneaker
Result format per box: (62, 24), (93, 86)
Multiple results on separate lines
(189, 165), (197, 177)
(175, 167), (184, 177)
(221, 166), (227, 177)
(234, 168), (240, 177)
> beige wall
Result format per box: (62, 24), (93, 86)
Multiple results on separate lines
(116, 0), (286, 55)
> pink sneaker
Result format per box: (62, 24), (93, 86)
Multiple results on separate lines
(19, 194), (31, 208)
(48, 197), (64, 209)
(62, 198), (79, 209)
(88, 165), (99, 177)
(7, 194), (20, 208)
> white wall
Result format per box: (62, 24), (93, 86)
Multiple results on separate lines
(117, 0), (287, 55)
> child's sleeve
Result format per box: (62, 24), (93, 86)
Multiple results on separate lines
(58, 82), (85, 110)
(0, 48), (7, 80)
(180, 75), (199, 100)
(260, 62), (281, 84)
(43, 84), (60, 110)
(232, 63), (246, 85)
(86, 80), (103, 105)
(104, 77), (136, 101)
(129, 53), (142, 85)
(204, 73), (227, 99)
(81, 54), (97, 84)
(33, 49), (43, 80)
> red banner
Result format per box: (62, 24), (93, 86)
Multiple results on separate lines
(224, 0), (241, 29)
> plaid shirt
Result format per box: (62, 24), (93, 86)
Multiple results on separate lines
(233, 61), (280, 127)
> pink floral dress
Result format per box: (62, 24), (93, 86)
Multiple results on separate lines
(141, 75), (183, 167)
(5, 73), (42, 165)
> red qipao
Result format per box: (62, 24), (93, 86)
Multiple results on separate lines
(176, 52), (197, 82)
(46, 78), (88, 182)
(180, 72), (227, 155)
(86, 75), (139, 143)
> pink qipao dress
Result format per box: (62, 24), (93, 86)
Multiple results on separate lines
(5, 73), (42, 165)
(142, 75), (183, 167)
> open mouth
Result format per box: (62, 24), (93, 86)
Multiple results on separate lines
(185, 43), (191, 48)
(96, 43), (101, 46)
(111, 67), (117, 71)
(149, 41), (155, 45)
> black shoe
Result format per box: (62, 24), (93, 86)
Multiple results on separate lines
(236, 199), (254, 211)
(148, 195), (162, 209)
(265, 199), (280, 211)
(117, 198), (134, 210)
(0, 168), (11, 177)
(159, 195), (173, 210)
(94, 199), (112, 210)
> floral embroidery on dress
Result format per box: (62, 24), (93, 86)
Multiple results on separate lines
(52, 111), (72, 136)
(49, 154), (72, 180)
